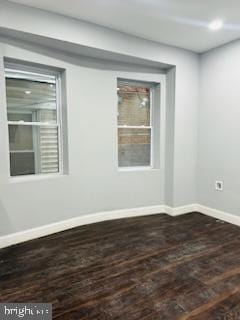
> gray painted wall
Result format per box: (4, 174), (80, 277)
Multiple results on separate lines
(198, 40), (240, 216)
(0, 40), (198, 236)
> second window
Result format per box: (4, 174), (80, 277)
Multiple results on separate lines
(117, 79), (155, 168)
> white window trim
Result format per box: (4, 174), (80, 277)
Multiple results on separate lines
(9, 173), (65, 184)
(5, 63), (64, 178)
(116, 71), (165, 173)
(56, 72), (64, 175)
(117, 78), (155, 170)
(149, 87), (154, 169)
(118, 166), (156, 172)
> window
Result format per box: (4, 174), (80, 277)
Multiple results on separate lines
(5, 63), (63, 177)
(117, 79), (155, 168)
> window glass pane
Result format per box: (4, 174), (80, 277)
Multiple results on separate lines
(118, 83), (150, 126)
(118, 128), (151, 167)
(10, 152), (35, 176)
(6, 77), (57, 123)
(9, 124), (33, 151)
(8, 124), (59, 176)
(8, 113), (32, 122)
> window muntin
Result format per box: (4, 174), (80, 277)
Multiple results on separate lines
(117, 79), (153, 168)
(5, 65), (62, 177)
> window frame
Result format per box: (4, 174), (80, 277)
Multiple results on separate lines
(4, 62), (64, 178)
(117, 78), (156, 170)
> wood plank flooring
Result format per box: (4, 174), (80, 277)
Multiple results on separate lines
(1, 212), (240, 319)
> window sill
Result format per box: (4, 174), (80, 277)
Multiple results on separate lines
(9, 173), (67, 183)
(118, 166), (158, 172)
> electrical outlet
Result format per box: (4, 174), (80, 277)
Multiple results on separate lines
(215, 180), (224, 191)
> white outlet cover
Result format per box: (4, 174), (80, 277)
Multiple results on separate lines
(215, 180), (224, 191)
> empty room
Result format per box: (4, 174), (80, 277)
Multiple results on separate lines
(0, 0), (240, 319)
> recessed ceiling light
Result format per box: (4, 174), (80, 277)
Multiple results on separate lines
(209, 19), (223, 31)
(25, 90), (31, 94)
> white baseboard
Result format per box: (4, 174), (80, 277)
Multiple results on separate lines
(0, 203), (239, 250)
(0, 205), (169, 249)
(171, 204), (198, 216)
(196, 204), (240, 227)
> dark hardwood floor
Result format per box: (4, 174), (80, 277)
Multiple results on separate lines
(1, 212), (240, 319)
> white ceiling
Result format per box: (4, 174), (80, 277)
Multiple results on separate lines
(8, 0), (240, 53)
